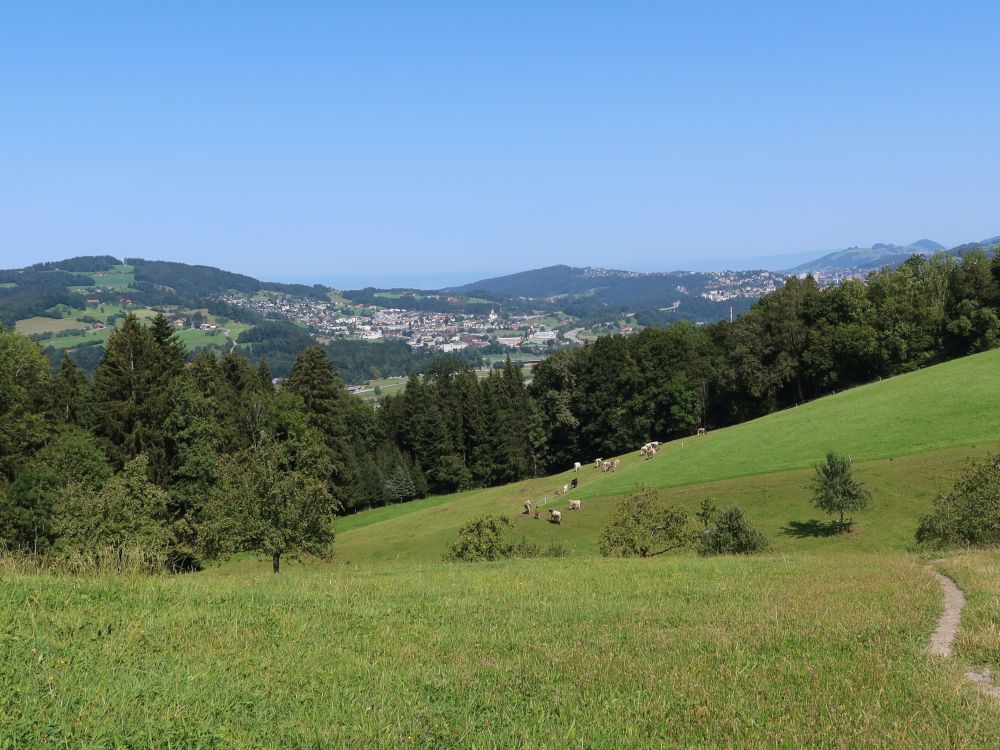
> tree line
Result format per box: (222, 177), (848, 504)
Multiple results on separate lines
(1, 250), (998, 571)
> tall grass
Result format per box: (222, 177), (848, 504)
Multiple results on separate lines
(0, 545), (165, 577)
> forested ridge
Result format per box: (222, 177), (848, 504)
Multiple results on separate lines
(1, 250), (998, 571)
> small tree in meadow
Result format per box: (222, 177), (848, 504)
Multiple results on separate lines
(697, 506), (769, 556)
(444, 514), (516, 562)
(201, 416), (339, 574)
(811, 452), (871, 532)
(599, 487), (694, 557)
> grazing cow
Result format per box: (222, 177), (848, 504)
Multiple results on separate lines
(611, 459), (620, 472)
(568, 499), (581, 510)
(645, 446), (658, 459)
(570, 478), (578, 489)
(549, 509), (562, 524)
(573, 461), (582, 472)
(524, 499), (532, 515)
(600, 460), (612, 472)
(697, 428), (706, 436)
(595, 458), (604, 469)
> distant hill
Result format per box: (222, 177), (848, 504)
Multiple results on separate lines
(786, 240), (943, 273)
(446, 264), (773, 321)
(787, 236), (997, 274)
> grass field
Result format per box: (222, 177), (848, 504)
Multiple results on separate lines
(175, 327), (231, 350)
(13, 317), (89, 336)
(4, 350), (1000, 745)
(938, 552), (1000, 675)
(337, 348), (1000, 564)
(41, 327), (114, 349)
(89, 264), (135, 289)
(3, 553), (1000, 747)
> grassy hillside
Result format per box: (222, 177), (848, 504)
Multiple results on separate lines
(939, 552), (1000, 675)
(4, 554), (1000, 747)
(338, 349), (1000, 564)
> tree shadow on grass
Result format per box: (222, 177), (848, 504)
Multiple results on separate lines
(781, 519), (843, 538)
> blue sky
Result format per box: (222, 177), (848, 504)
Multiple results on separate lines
(2, 2), (998, 286)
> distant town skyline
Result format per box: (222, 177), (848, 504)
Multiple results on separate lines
(3, 3), (998, 279)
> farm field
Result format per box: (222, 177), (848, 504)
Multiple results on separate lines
(13, 316), (89, 336)
(174, 327), (233, 350)
(40, 327), (114, 349)
(3, 553), (1000, 747)
(88, 264), (135, 289)
(337, 347), (1000, 564)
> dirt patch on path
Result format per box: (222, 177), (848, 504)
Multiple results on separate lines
(929, 567), (1000, 699)
(929, 570), (965, 657)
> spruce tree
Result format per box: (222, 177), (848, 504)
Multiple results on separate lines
(258, 359), (275, 393)
(93, 313), (175, 477)
(149, 313), (187, 375)
(284, 346), (355, 500)
(162, 375), (223, 569)
(45, 353), (92, 427)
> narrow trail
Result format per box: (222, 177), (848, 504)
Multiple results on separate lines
(928, 567), (1000, 699)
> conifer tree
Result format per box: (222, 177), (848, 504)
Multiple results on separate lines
(45, 352), (93, 427)
(162, 375), (222, 569)
(257, 359), (275, 393)
(149, 313), (187, 375)
(94, 314), (173, 475)
(284, 346), (355, 500)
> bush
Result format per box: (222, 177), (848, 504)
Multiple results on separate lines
(443, 515), (563, 562)
(916, 453), (1000, 548)
(444, 515), (518, 562)
(599, 487), (694, 557)
(697, 506), (769, 556)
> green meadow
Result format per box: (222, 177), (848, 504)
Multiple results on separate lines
(338, 348), (1000, 564)
(4, 349), (1000, 746)
(4, 554), (1000, 747)
(13, 316), (90, 336)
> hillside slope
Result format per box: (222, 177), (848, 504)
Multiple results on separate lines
(338, 348), (1000, 562)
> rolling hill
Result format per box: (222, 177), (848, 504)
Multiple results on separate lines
(336, 347), (1000, 563)
(787, 235), (999, 274)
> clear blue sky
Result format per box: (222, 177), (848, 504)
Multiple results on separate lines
(2, 1), (998, 286)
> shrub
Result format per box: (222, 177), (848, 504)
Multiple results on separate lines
(443, 515), (564, 562)
(444, 515), (517, 562)
(916, 453), (1000, 548)
(697, 506), (769, 556)
(599, 487), (694, 558)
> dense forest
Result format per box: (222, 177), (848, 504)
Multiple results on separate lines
(2, 250), (998, 571)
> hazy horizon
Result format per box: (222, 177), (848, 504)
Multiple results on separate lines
(3, 3), (998, 277)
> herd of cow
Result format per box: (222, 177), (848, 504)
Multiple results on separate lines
(520, 440), (669, 525)
(519, 431), (712, 525)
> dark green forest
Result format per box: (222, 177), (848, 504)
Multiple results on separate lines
(2, 250), (998, 571)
